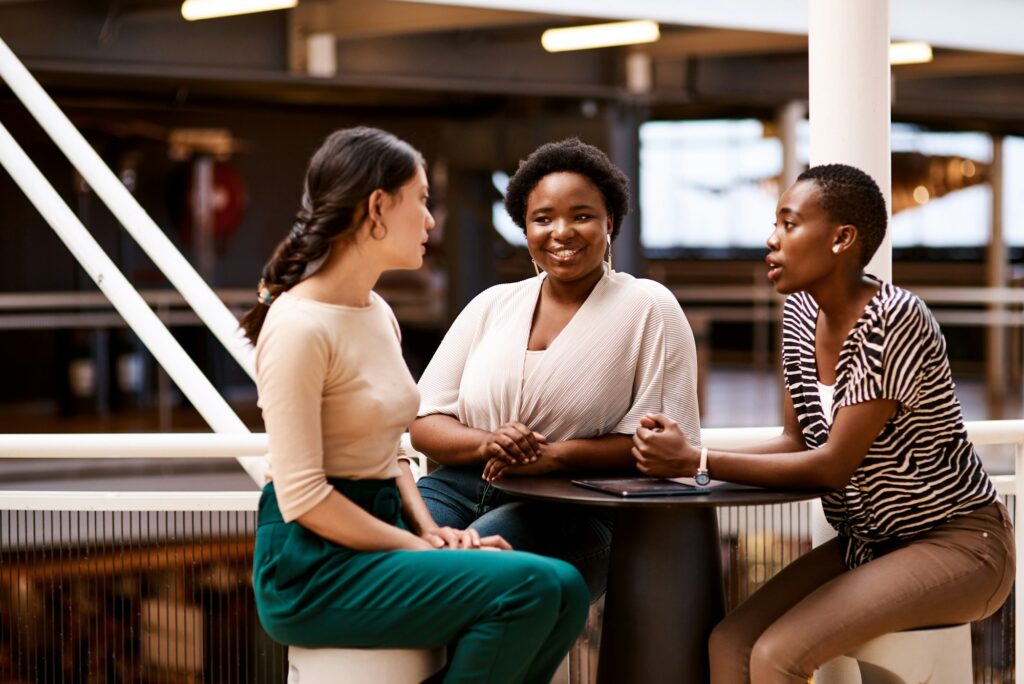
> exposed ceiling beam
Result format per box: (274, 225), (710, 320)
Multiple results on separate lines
(395, 0), (1024, 56)
(645, 29), (805, 59)
(894, 52), (1024, 80)
(291, 0), (546, 41)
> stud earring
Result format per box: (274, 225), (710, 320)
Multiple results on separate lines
(832, 246), (841, 254)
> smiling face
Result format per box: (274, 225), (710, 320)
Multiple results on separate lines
(377, 165), (435, 270)
(765, 180), (846, 295)
(525, 172), (612, 284)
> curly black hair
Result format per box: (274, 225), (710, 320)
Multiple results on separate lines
(797, 164), (888, 267)
(504, 138), (630, 240)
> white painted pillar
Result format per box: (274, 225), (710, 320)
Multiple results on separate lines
(809, 6), (893, 683)
(987, 136), (1007, 410)
(808, 0), (892, 283)
(778, 100), (807, 192)
(808, 0), (891, 553)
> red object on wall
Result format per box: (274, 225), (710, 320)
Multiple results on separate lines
(179, 160), (248, 256)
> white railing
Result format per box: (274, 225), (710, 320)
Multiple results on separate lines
(1, 422), (1021, 677)
(1, 29), (1020, 679)
(0, 36), (266, 485)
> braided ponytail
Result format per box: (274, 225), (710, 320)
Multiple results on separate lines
(240, 127), (424, 344)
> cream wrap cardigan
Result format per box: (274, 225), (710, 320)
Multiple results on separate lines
(418, 271), (701, 447)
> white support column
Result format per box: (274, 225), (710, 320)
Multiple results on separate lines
(807, 1), (891, 553)
(778, 100), (806, 192)
(808, 0), (892, 282)
(987, 136), (1007, 411)
(1016, 442), (1024, 679)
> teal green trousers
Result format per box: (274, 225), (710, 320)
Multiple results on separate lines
(253, 479), (589, 684)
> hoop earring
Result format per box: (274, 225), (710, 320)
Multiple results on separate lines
(605, 235), (614, 273)
(533, 260), (542, 277)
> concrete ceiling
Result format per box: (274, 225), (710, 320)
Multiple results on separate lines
(1, 0), (1023, 134)
(395, 0), (1024, 56)
(281, 0), (1024, 132)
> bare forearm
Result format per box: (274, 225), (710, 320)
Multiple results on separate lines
(552, 434), (635, 471)
(723, 431), (807, 456)
(396, 461), (437, 534)
(410, 415), (488, 466)
(707, 447), (843, 489)
(297, 491), (430, 551)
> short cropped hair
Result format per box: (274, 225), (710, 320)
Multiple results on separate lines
(504, 138), (630, 240)
(797, 164), (888, 266)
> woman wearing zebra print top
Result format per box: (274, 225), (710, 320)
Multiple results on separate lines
(632, 164), (1014, 684)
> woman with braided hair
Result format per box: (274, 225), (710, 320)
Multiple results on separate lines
(241, 127), (588, 684)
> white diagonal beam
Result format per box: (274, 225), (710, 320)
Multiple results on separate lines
(0, 37), (255, 380)
(0, 122), (267, 485)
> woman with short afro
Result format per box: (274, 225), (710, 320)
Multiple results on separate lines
(633, 164), (1013, 682)
(411, 138), (701, 598)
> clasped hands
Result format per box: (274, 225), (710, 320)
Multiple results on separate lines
(631, 413), (700, 478)
(479, 421), (560, 482)
(419, 525), (511, 551)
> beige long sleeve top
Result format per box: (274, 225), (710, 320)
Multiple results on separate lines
(418, 271), (701, 447)
(255, 291), (418, 522)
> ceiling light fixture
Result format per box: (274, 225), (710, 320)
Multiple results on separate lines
(181, 0), (298, 21)
(890, 41), (933, 65)
(541, 20), (660, 53)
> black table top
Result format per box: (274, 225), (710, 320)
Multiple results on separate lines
(492, 474), (825, 509)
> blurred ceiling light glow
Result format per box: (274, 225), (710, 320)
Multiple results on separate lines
(913, 185), (931, 204)
(541, 20), (660, 53)
(890, 41), (933, 65)
(181, 0), (298, 21)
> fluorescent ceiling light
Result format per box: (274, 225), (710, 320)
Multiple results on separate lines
(181, 0), (298, 21)
(541, 20), (660, 53)
(890, 41), (933, 65)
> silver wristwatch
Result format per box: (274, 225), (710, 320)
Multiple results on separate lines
(695, 447), (711, 486)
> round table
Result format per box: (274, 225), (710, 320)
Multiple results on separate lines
(492, 475), (822, 684)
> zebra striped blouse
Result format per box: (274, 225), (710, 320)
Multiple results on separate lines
(782, 278), (996, 568)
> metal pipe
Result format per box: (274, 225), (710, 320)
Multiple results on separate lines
(0, 433), (268, 459)
(4, 420), (1019, 455)
(0, 37), (255, 380)
(0, 490), (259, 512)
(0, 122), (267, 485)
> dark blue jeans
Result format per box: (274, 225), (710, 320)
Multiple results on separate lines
(417, 465), (613, 599)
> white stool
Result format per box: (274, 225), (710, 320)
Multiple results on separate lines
(816, 623), (973, 684)
(287, 646), (446, 684)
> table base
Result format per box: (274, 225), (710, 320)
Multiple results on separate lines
(597, 505), (725, 683)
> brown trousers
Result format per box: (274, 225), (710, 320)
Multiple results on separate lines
(710, 502), (1015, 684)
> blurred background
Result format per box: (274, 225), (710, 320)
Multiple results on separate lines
(1, 1), (1023, 681)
